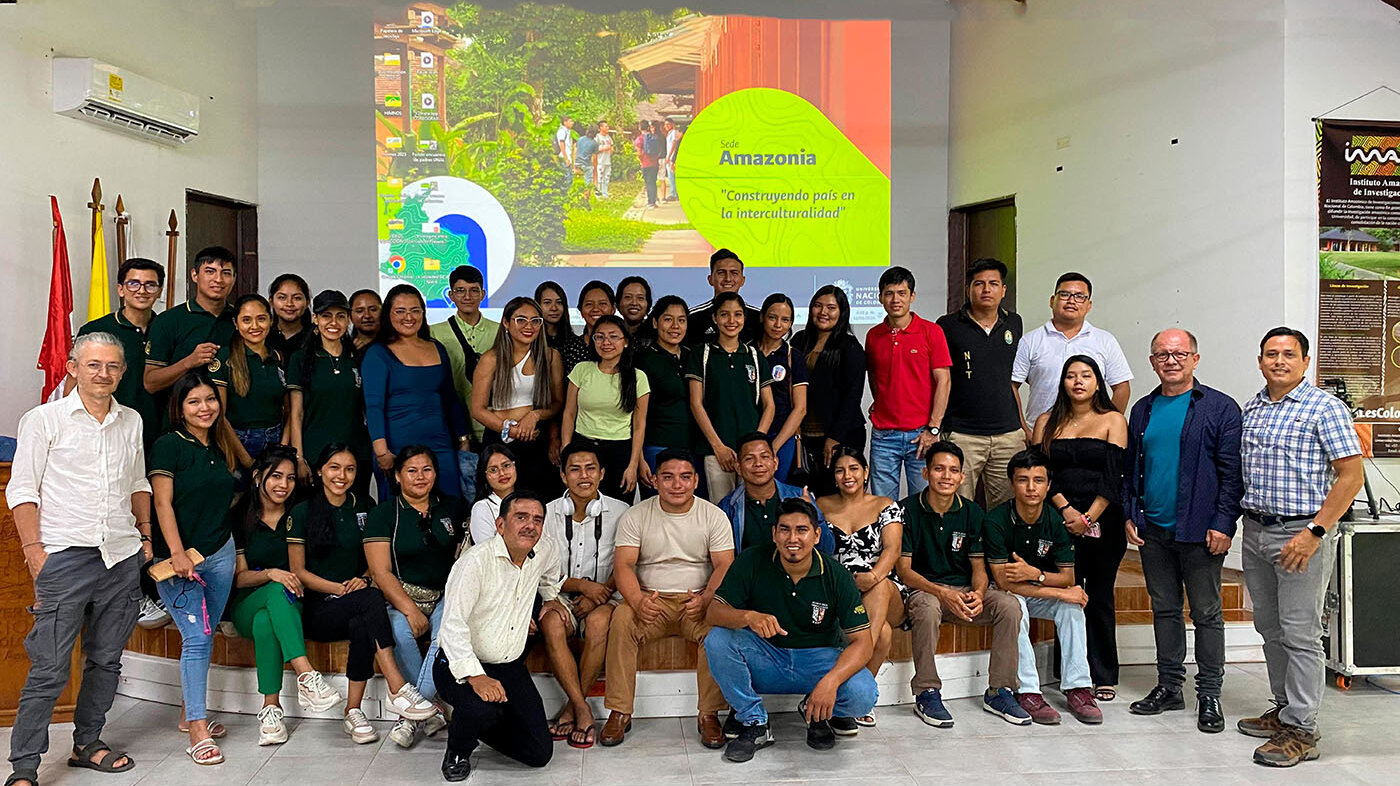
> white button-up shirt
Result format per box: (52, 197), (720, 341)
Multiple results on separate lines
(439, 534), (562, 680)
(543, 493), (628, 585)
(7, 392), (151, 568)
(1012, 319), (1134, 421)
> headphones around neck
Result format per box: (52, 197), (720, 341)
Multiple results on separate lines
(563, 494), (606, 581)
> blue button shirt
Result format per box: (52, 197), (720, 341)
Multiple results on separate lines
(1142, 391), (1190, 529)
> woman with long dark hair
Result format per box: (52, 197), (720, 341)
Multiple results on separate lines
(469, 443), (517, 544)
(1032, 355), (1129, 702)
(562, 314), (650, 499)
(536, 281), (587, 372)
(362, 284), (471, 497)
(214, 294), (286, 469)
(635, 295), (692, 495)
(755, 293), (809, 484)
(286, 290), (371, 494)
(364, 445), (467, 748)
(792, 284), (868, 495)
(470, 296), (564, 498)
(227, 446), (342, 746)
(288, 443), (439, 744)
(268, 273), (313, 358)
(149, 370), (240, 765)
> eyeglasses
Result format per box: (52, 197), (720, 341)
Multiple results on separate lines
(485, 461), (516, 476)
(593, 333), (624, 344)
(391, 307), (425, 318)
(122, 280), (162, 293)
(82, 361), (126, 375)
(1055, 291), (1090, 303)
(1151, 351), (1195, 363)
(450, 287), (481, 297)
(511, 316), (544, 327)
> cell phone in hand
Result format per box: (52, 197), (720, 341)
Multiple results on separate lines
(1086, 521), (1102, 539)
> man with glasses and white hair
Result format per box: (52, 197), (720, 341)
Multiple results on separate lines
(6, 332), (154, 786)
(1121, 329), (1243, 734)
(1012, 272), (1132, 428)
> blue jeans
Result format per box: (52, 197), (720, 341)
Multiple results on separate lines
(869, 428), (927, 500)
(773, 436), (796, 484)
(457, 450), (478, 503)
(703, 627), (877, 725)
(1016, 595), (1092, 693)
(234, 425), (283, 461)
(387, 602), (446, 702)
(155, 538), (236, 722)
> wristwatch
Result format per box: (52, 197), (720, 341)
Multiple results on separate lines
(924, 426), (940, 437)
(1036, 571), (1046, 585)
(1305, 522), (1327, 539)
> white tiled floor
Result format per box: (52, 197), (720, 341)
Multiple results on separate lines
(10, 663), (1399, 785)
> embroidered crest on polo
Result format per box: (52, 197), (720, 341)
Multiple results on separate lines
(772, 364), (787, 382)
(440, 516), (454, 536)
(810, 601), (828, 624)
(951, 532), (965, 551)
(747, 366), (757, 383)
(356, 512), (368, 531)
(1005, 330), (1013, 344)
(1037, 538), (1053, 557)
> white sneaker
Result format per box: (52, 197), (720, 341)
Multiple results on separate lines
(137, 597), (171, 629)
(296, 670), (343, 713)
(423, 710), (447, 738)
(343, 708), (378, 744)
(385, 683), (437, 721)
(217, 620), (240, 638)
(257, 705), (288, 746)
(388, 718), (420, 749)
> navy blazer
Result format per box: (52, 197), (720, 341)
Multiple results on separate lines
(1122, 380), (1244, 542)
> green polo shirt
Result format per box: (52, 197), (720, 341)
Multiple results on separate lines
(741, 492), (781, 552)
(287, 494), (371, 584)
(78, 309), (160, 456)
(362, 495), (466, 590)
(684, 343), (772, 455)
(212, 346), (286, 429)
(145, 299), (236, 369)
(236, 514), (293, 572)
(429, 314), (499, 441)
(148, 430), (236, 559)
(899, 492), (984, 588)
(982, 500), (1075, 574)
(715, 548), (869, 649)
(636, 344), (692, 449)
(286, 346), (371, 463)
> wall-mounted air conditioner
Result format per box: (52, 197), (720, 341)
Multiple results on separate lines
(52, 57), (200, 145)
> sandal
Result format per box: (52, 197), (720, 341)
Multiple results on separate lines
(568, 723), (598, 750)
(854, 714), (877, 727)
(1094, 686), (1117, 702)
(185, 737), (224, 766)
(67, 740), (134, 773)
(177, 719), (227, 738)
(4, 768), (39, 786)
(549, 718), (575, 742)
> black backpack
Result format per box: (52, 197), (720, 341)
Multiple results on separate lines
(643, 132), (662, 158)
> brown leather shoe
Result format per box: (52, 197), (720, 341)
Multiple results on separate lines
(698, 712), (725, 749)
(599, 711), (631, 747)
(1254, 727), (1320, 767)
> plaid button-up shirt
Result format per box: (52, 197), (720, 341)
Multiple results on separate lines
(1240, 379), (1361, 516)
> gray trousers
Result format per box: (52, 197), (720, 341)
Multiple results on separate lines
(10, 548), (140, 774)
(1241, 516), (1337, 732)
(1139, 524), (1226, 697)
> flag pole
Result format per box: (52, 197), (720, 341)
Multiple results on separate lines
(165, 209), (180, 307)
(114, 194), (130, 263)
(86, 178), (110, 320)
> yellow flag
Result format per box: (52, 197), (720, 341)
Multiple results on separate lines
(87, 206), (110, 320)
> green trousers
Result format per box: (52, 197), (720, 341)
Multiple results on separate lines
(229, 582), (309, 696)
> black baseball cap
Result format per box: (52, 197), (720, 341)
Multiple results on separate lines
(312, 289), (351, 314)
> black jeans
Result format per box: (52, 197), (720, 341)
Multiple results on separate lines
(479, 429), (562, 500)
(642, 165), (659, 205)
(433, 652), (551, 766)
(301, 587), (395, 681)
(1138, 524), (1227, 697)
(1073, 510), (1127, 687)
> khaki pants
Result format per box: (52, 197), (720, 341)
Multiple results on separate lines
(905, 587), (1022, 694)
(604, 594), (727, 715)
(702, 456), (737, 504)
(947, 430), (1025, 508)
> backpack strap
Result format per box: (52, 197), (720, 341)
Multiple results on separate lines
(446, 315), (481, 380)
(749, 344), (761, 405)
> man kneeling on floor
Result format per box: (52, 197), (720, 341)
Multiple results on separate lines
(985, 449), (1102, 725)
(705, 498), (878, 762)
(433, 491), (566, 782)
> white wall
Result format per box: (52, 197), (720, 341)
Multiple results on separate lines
(0, 0), (259, 434)
(949, 0), (1288, 405)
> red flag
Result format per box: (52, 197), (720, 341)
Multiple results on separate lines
(38, 196), (75, 400)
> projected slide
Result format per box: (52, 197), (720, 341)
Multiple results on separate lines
(374, 3), (891, 319)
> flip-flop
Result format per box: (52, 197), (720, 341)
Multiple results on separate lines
(568, 723), (597, 750)
(549, 718), (575, 742)
(185, 737), (224, 766)
(177, 719), (226, 738)
(1094, 686), (1117, 702)
(67, 740), (135, 773)
(854, 714), (877, 727)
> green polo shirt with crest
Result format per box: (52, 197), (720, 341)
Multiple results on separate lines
(982, 500), (1075, 574)
(684, 343), (772, 455)
(79, 309), (160, 456)
(212, 346), (286, 429)
(145, 299), (236, 369)
(147, 429), (236, 558)
(286, 346), (371, 463)
(287, 494), (372, 584)
(715, 547), (869, 649)
(361, 495), (466, 590)
(899, 492), (984, 588)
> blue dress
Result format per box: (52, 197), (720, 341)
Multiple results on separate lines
(361, 340), (468, 496)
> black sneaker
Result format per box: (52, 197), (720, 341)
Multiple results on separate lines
(441, 750), (472, 782)
(828, 716), (859, 737)
(807, 718), (836, 750)
(724, 724), (774, 763)
(723, 711), (744, 740)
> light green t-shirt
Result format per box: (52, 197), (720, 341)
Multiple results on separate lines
(430, 313), (500, 440)
(569, 361), (651, 441)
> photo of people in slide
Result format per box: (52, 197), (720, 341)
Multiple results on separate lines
(374, 2), (891, 318)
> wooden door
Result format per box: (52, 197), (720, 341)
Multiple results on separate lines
(186, 191), (259, 298)
(947, 197), (1016, 312)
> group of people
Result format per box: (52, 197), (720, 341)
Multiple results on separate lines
(6, 244), (1361, 784)
(558, 114), (682, 207)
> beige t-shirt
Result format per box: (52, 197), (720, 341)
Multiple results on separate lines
(614, 496), (735, 593)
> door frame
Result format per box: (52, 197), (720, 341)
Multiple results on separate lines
(185, 189), (259, 297)
(947, 195), (1015, 312)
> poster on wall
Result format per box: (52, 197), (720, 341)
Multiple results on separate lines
(372, 2), (892, 320)
(1316, 119), (1400, 456)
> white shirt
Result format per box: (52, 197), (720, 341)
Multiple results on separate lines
(469, 493), (503, 546)
(439, 534), (562, 680)
(1012, 319), (1133, 421)
(543, 493), (628, 586)
(7, 392), (151, 568)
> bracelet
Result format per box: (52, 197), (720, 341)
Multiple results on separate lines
(1055, 502), (1071, 513)
(20, 541), (43, 549)
(140, 535), (151, 542)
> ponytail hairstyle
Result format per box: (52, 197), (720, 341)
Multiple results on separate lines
(167, 369), (239, 472)
(490, 296), (556, 410)
(534, 281), (577, 341)
(303, 442), (358, 557)
(228, 293), (274, 397)
(234, 446), (299, 548)
(300, 307), (355, 396)
(591, 314), (639, 413)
